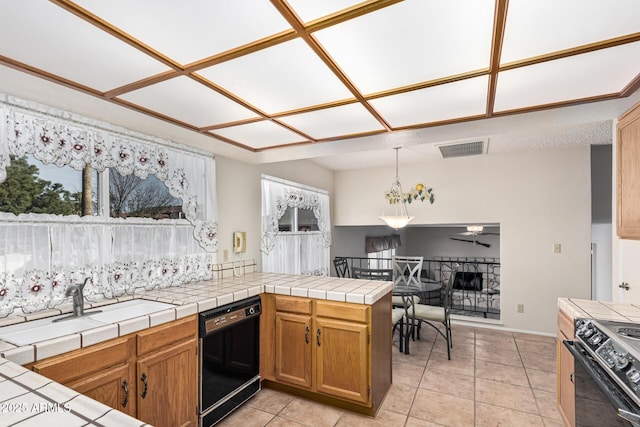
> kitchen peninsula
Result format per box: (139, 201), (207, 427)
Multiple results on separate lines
(0, 263), (393, 426)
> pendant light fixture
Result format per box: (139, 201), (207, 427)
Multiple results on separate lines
(379, 147), (414, 229)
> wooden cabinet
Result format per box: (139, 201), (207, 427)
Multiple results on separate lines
(617, 101), (640, 239)
(31, 315), (197, 427)
(261, 293), (391, 416)
(32, 336), (136, 417)
(136, 316), (198, 427)
(275, 311), (313, 388)
(557, 310), (575, 427)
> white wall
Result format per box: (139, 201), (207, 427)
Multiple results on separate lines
(333, 147), (593, 334)
(215, 156), (334, 270)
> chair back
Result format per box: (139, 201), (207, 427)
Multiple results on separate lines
(352, 267), (392, 281)
(392, 256), (423, 288)
(333, 257), (350, 278)
(442, 263), (460, 314)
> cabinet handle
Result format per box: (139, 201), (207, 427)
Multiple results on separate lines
(140, 373), (148, 399)
(620, 282), (630, 291)
(570, 372), (574, 384)
(316, 328), (321, 346)
(305, 326), (310, 344)
(121, 379), (129, 408)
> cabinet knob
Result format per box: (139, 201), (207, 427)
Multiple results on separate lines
(620, 282), (631, 291)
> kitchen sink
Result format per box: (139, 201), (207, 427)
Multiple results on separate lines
(0, 299), (176, 346)
(86, 300), (176, 323)
(0, 316), (106, 346)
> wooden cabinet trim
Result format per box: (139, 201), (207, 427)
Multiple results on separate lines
(32, 336), (132, 384)
(136, 315), (197, 356)
(316, 300), (370, 323)
(557, 310), (574, 340)
(275, 295), (312, 314)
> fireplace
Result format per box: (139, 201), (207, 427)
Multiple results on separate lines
(453, 272), (483, 291)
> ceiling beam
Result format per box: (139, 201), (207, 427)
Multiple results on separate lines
(486, 0), (509, 118)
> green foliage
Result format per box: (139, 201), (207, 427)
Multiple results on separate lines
(0, 156), (80, 215)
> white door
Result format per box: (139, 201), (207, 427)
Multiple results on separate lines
(617, 239), (640, 303)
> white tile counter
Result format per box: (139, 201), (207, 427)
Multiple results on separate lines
(0, 271), (393, 426)
(558, 298), (640, 322)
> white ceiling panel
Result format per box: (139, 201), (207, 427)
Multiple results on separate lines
(0, 1), (638, 161)
(314, 0), (494, 94)
(119, 76), (258, 127)
(278, 103), (384, 139)
(73, 0), (292, 65)
(211, 121), (305, 149)
(198, 39), (353, 113)
(501, 0), (640, 64)
(0, 1), (169, 92)
(494, 42), (640, 112)
(287, 0), (367, 23)
(370, 76), (489, 128)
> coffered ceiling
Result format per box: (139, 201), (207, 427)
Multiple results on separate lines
(1, 0), (639, 158)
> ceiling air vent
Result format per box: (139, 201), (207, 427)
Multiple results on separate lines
(436, 140), (487, 159)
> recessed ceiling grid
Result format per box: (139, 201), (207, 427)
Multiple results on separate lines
(0, 0), (638, 152)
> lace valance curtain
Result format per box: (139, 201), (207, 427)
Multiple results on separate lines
(365, 234), (401, 253)
(0, 94), (218, 317)
(261, 175), (331, 276)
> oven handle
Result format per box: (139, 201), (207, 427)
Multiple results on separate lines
(563, 340), (640, 426)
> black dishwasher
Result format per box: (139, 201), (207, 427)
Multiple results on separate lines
(198, 295), (261, 426)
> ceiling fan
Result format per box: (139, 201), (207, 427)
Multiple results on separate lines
(449, 237), (491, 248)
(455, 225), (500, 236)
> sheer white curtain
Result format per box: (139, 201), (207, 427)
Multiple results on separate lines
(261, 176), (330, 275)
(0, 94), (217, 317)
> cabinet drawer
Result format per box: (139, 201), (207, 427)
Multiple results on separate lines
(275, 296), (312, 315)
(137, 315), (197, 356)
(316, 300), (370, 323)
(33, 336), (132, 384)
(557, 310), (574, 340)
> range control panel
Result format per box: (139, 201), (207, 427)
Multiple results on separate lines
(575, 318), (640, 406)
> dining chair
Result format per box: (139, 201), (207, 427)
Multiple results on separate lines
(333, 257), (350, 278)
(409, 264), (459, 360)
(392, 256), (423, 287)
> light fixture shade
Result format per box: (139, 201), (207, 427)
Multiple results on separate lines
(467, 225), (483, 233)
(380, 147), (414, 229)
(379, 215), (415, 229)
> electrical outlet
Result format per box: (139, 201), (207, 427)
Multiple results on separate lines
(517, 304), (524, 313)
(553, 243), (561, 253)
(223, 249), (228, 262)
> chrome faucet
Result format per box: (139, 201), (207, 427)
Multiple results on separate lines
(65, 277), (90, 317)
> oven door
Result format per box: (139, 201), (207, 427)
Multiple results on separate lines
(564, 340), (640, 427)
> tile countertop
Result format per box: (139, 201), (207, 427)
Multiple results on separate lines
(0, 272), (392, 426)
(558, 298), (640, 322)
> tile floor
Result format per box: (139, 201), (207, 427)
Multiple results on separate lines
(219, 324), (562, 427)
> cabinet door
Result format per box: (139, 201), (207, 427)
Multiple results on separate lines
(67, 364), (136, 417)
(137, 338), (197, 427)
(617, 102), (640, 239)
(275, 312), (313, 389)
(557, 330), (575, 427)
(315, 317), (369, 404)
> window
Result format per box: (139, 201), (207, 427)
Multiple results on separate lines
(0, 155), (97, 216)
(261, 175), (330, 275)
(277, 207), (319, 232)
(368, 248), (395, 269)
(109, 169), (182, 219)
